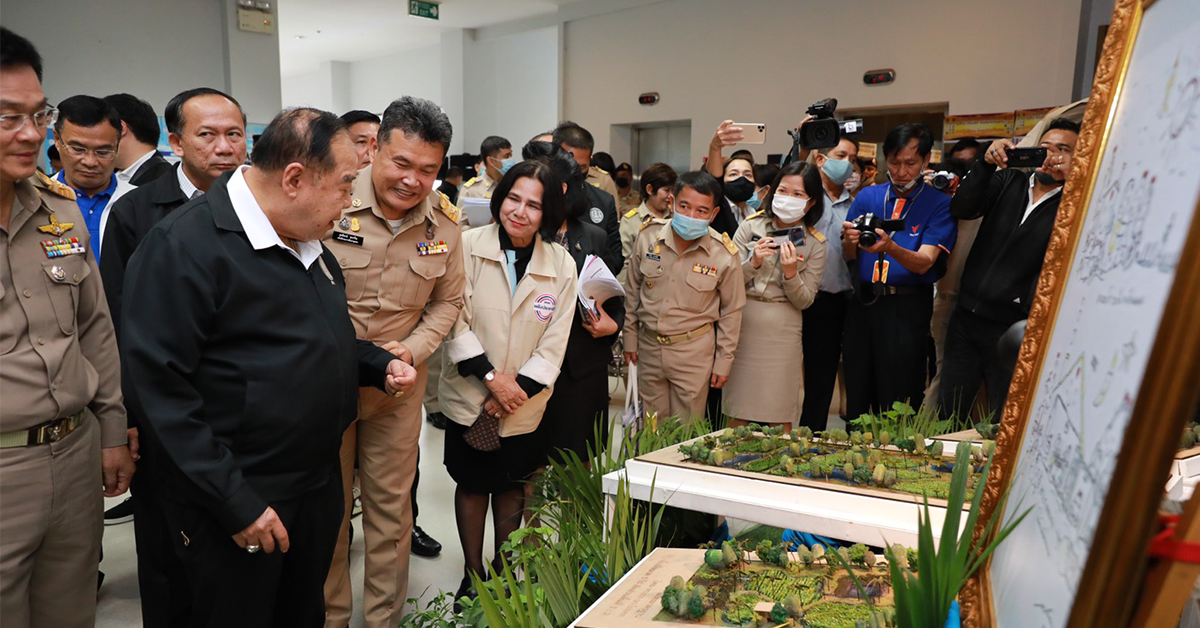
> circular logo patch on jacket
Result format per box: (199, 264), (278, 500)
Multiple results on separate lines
(533, 293), (557, 322)
(590, 207), (604, 224)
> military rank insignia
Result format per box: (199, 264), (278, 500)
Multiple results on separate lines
(37, 214), (75, 237)
(417, 240), (448, 256)
(40, 237), (86, 258)
(691, 263), (718, 277)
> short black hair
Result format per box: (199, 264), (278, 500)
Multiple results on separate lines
(946, 137), (980, 159)
(251, 107), (348, 174)
(673, 170), (723, 206)
(640, 162), (677, 201)
(490, 158), (567, 242)
(165, 87), (246, 136)
(0, 28), (43, 82)
(480, 135), (511, 159)
(339, 110), (380, 126)
(379, 96), (453, 154)
(104, 93), (160, 146)
(46, 144), (59, 160)
(521, 140), (585, 219)
(54, 95), (121, 138)
(761, 161), (825, 229)
(446, 166), (464, 179)
(882, 123), (934, 159)
(817, 136), (861, 156)
(754, 164), (779, 190)
(553, 121), (594, 152)
(1043, 117), (1081, 137)
(729, 149), (755, 164)
(590, 151), (616, 174)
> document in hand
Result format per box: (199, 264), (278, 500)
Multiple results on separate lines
(458, 197), (493, 229)
(577, 254), (625, 321)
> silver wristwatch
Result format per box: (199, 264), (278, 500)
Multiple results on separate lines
(484, 369), (496, 383)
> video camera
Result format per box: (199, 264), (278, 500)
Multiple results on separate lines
(793, 98), (864, 150)
(850, 212), (905, 248)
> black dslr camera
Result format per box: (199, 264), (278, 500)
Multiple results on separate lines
(795, 98), (864, 150)
(928, 170), (958, 191)
(851, 212), (905, 248)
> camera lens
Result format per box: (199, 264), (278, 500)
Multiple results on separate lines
(860, 231), (878, 247)
(814, 126), (830, 142)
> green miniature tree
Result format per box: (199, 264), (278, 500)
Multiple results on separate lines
(721, 540), (740, 569)
(851, 431), (864, 445)
(913, 434), (926, 455)
(872, 463), (887, 485)
(846, 543), (868, 566)
(704, 548), (726, 570)
(890, 544), (908, 569)
(795, 545), (814, 567)
(853, 465), (874, 484)
(687, 586), (707, 619)
(808, 458), (823, 479)
(883, 470), (898, 487)
(929, 440), (945, 458)
(843, 462), (856, 480)
(879, 430), (891, 448)
(864, 550), (878, 568)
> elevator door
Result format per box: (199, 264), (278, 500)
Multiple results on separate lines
(633, 121), (691, 176)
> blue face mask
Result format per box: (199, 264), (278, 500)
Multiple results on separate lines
(746, 190), (763, 210)
(821, 156), (854, 186)
(670, 211), (711, 241)
(497, 157), (517, 176)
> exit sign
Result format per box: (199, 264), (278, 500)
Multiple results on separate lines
(409, 0), (439, 20)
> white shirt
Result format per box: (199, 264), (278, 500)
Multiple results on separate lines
(227, 167), (323, 268)
(1021, 174), (1063, 224)
(97, 178), (136, 257)
(116, 149), (158, 185)
(177, 163), (201, 200)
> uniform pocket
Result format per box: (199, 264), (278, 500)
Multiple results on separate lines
(335, 249), (372, 301)
(682, 271), (718, 311)
(41, 256), (89, 335)
(400, 257), (447, 308)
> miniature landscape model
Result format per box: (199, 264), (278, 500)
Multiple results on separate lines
(656, 538), (910, 628)
(663, 425), (990, 502)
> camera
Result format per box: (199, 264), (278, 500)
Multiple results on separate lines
(929, 170), (958, 191)
(851, 212), (905, 248)
(796, 98), (864, 150)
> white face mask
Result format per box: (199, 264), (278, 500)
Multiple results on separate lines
(845, 172), (862, 190)
(772, 195), (809, 223)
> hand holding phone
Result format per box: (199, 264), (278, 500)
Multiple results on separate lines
(732, 123), (766, 145)
(1005, 147), (1048, 169)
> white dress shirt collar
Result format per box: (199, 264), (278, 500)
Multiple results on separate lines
(227, 167), (323, 268)
(177, 163), (202, 200)
(1022, 173), (1063, 224)
(116, 149), (157, 184)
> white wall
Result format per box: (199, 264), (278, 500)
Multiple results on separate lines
(462, 26), (560, 156)
(348, 45), (443, 114)
(5, 0), (281, 124)
(562, 0), (1083, 168)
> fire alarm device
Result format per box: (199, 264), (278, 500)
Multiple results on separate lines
(863, 69), (896, 86)
(638, 93), (660, 106)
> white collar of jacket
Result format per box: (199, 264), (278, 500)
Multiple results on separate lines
(227, 166), (323, 268)
(470, 223), (560, 280)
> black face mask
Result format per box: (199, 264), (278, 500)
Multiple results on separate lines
(725, 176), (755, 203)
(616, 176), (631, 189)
(1033, 171), (1061, 186)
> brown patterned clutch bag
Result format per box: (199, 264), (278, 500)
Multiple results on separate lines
(463, 408), (501, 451)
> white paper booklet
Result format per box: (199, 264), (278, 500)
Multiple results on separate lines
(577, 254), (624, 320)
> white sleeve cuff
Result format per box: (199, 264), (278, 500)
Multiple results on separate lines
(445, 331), (485, 364)
(518, 355), (560, 387)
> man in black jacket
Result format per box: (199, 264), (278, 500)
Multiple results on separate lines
(120, 107), (416, 628)
(939, 118), (1080, 423)
(105, 93), (173, 186)
(97, 87), (247, 628)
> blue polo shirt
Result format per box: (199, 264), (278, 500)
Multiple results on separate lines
(56, 170), (117, 263)
(846, 182), (956, 286)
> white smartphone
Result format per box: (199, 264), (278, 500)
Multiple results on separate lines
(732, 122), (766, 144)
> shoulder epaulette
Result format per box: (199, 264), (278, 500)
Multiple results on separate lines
(623, 207), (640, 219)
(437, 192), (460, 224)
(592, 165), (609, 175)
(639, 216), (657, 232)
(747, 209), (765, 220)
(808, 225), (827, 243)
(34, 170), (76, 201)
(464, 177), (479, 187)
(721, 232), (738, 255)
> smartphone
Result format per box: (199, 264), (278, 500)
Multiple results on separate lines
(733, 122), (766, 144)
(1005, 147), (1047, 168)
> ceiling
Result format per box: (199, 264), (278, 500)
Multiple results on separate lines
(278, 0), (585, 75)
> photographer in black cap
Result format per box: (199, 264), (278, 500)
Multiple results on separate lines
(938, 118), (1080, 424)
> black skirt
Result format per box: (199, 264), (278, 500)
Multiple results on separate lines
(538, 367), (610, 465)
(443, 418), (549, 494)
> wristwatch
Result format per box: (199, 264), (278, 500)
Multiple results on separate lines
(484, 369), (496, 383)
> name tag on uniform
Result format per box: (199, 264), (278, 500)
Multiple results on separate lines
(692, 263), (717, 277)
(645, 252), (661, 261)
(40, 237), (86, 258)
(417, 240), (448, 256)
(333, 232), (364, 246)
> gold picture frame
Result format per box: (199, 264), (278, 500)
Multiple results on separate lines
(960, 0), (1200, 625)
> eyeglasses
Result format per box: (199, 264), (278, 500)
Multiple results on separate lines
(59, 143), (117, 162)
(0, 106), (59, 132)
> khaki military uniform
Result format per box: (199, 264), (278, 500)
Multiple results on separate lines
(723, 212), (828, 423)
(623, 222), (745, 423)
(322, 167), (465, 628)
(459, 171), (497, 200)
(586, 165), (620, 200)
(1, 172), (127, 628)
(617, 203), (670, 284)
(616, 188), (640, 214)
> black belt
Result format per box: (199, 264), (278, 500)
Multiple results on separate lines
(872, 284), (933, 296)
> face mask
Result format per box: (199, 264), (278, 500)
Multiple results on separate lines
(1033, 171), (1060, 186)
(493, 157), (516, 176)
(724, 176), (755, 203)
(616, 176), (631, 189)
(890, 173), (920, 193)
(670, 211), (711, 241)
(821, 156), (854, 186)
(772, 195), (809, 223)
(746, 190), (763, 210)
(844, 172), (862, 190)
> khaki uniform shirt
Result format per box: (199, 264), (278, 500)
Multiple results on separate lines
(0, 172), (126, 446)
(324, 166), (466, 366)
(616, 189), (640, 214)
(440, 224), (578, 437)
(586, 166), (620, 200)
(460, 171), (497, 200)
(617, 203), (670, 283)
(731, 211), (828, 311)
(623, 222), (746, 377)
